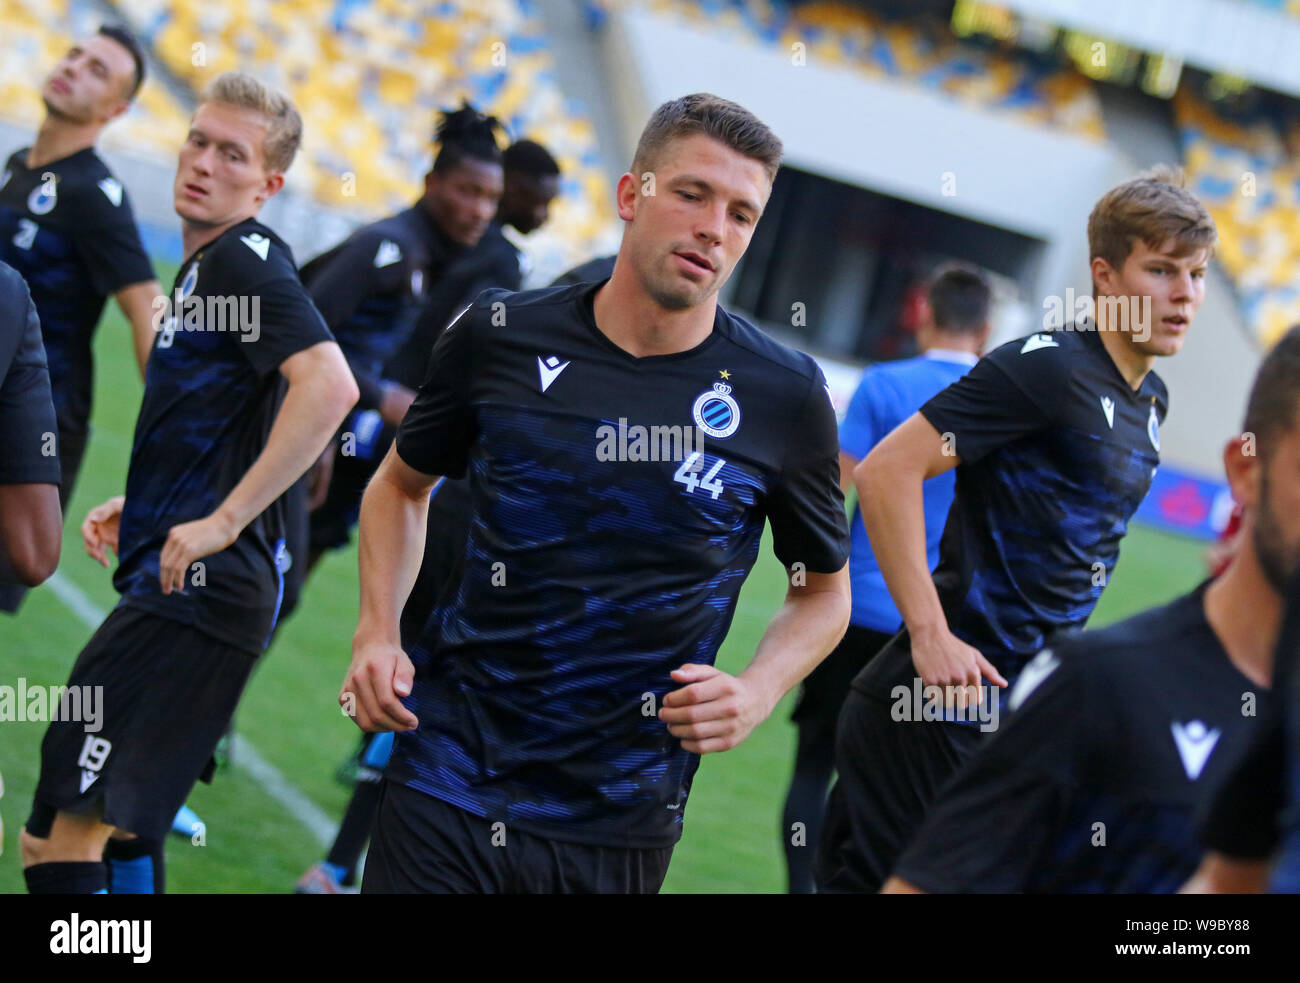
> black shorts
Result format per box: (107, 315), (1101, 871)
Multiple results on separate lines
(791, 623), (895, 743)
(309, 419), (397, 553)
(0, 426), (89, 614)
(26, 604), (256, 841)
(814, 630), (983, 893)
(363, 780), (675, 894)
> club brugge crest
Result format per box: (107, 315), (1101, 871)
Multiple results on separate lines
(692, 381), (741, 439)
(27, 179), (57, 215)
(1148, 403), (1160, 452)
(179, 262), (199, 300)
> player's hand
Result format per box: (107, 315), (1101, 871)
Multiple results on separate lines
(158, 512), (239, 594)
(909, 623), (1007, 710)
(340, 636), (418, 732)
(659, 663), (773, 754)
(306, 445), (335, 511)
(82, 496), (126, 568)
(378, 382), (416, 428)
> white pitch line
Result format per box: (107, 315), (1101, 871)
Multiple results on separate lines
(44, 571), (333, 848)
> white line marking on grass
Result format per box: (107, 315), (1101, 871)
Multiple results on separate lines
(228, 736), (333, 847)
(45, 571), (333, 847)
(45, 569), (110, 629)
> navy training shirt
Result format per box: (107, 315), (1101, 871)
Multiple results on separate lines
(389, 280), (851, 848)
(894, 582), (1269, 893)
(857, 323), (1167, 706)
(0, 261), (60, 487)
(300, 203), (456, 411)
(0, 147), (154, 437)
(113, 218), (334, 653)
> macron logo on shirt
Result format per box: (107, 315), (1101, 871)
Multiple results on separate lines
(97, 177), (122, 206)
(374, 239), (402, 268)
(240, 233), (270, 260)
(1100, 395), (1116, 429)
(1171, 720), (1221, 780)
(538, 355), (570, 393)
(1020, 333), (1059, 355)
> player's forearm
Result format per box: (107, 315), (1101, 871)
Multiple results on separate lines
(0, 483), (62, 585)
(354, 455), (430, 646)
(212, 368), (356, 535)
(117, 280), (162, 380)
(740, 575), (850, 712)
(858, 450), (947, 635)
(881, 876), (926, 894)
(1180, 852), (1271, 894)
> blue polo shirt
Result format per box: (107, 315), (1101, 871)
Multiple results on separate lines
(839, 349), (977, 633)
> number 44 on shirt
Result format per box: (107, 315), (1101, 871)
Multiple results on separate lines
(674, 451), (726, 500)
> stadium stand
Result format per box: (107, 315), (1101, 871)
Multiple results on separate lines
(0, 0), (189, 159)
(588, 0), (1106, 139)
(1174, 84), (1300, 347)
(113, 0), (616, 279)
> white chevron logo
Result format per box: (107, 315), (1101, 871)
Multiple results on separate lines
(1020, 333), (1059, 355)
(1100, 395), (1115, 429)
(537, 354), (570, 393)
(374, 239), (402, 268)
(97, 177), (122, 206)
(1008, 648), (1060, 711)
(240, 233), (270, 260)
(1171, 720), (1221, 780)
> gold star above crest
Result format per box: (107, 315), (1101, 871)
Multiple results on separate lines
(719, 369), (731, 380)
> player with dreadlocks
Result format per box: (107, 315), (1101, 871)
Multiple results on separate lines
(290, 102), (505, 893)
(289, 101), (505, 588)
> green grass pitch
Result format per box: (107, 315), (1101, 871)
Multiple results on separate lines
(0, 266), (1210, 893)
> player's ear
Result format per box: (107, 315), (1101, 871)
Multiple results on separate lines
(104, 98), (130, 124)
(1222, 434), (1259, 511)
(615, 171), (640, 222)
(256, 171), (285, 204)
(1090, 256), (1115, 296)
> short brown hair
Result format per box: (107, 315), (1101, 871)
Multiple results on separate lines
(1087, 165), (1217, 274)
(1244, 325), (1300, 456)
(197, 72), (302, 173)
(631, 93), (783, 185)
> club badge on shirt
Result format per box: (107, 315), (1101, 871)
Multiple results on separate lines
(692, 381), (741, 439)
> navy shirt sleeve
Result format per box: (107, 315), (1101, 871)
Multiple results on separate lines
(304, 229), (409, 330)
(201, 236), (334, 377)
(1197, 707), (1284, 860)
(767, 369), (851, 573)
(893, 647), (1095, 893)
(919, 335), (1067, 465)
(73, 178), (155, 295)
(393, 299), (478, 479)
(0, 266), (61, 485)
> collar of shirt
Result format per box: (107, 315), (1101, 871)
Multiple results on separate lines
(408, 202), (463, 266)
(923, 348), (979, 366)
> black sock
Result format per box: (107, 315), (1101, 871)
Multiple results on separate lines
(327, 779), (384, 885)
(782, 727), (836, 895)
(24, 861), (108, 894)
(104, 837), (165, 894)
